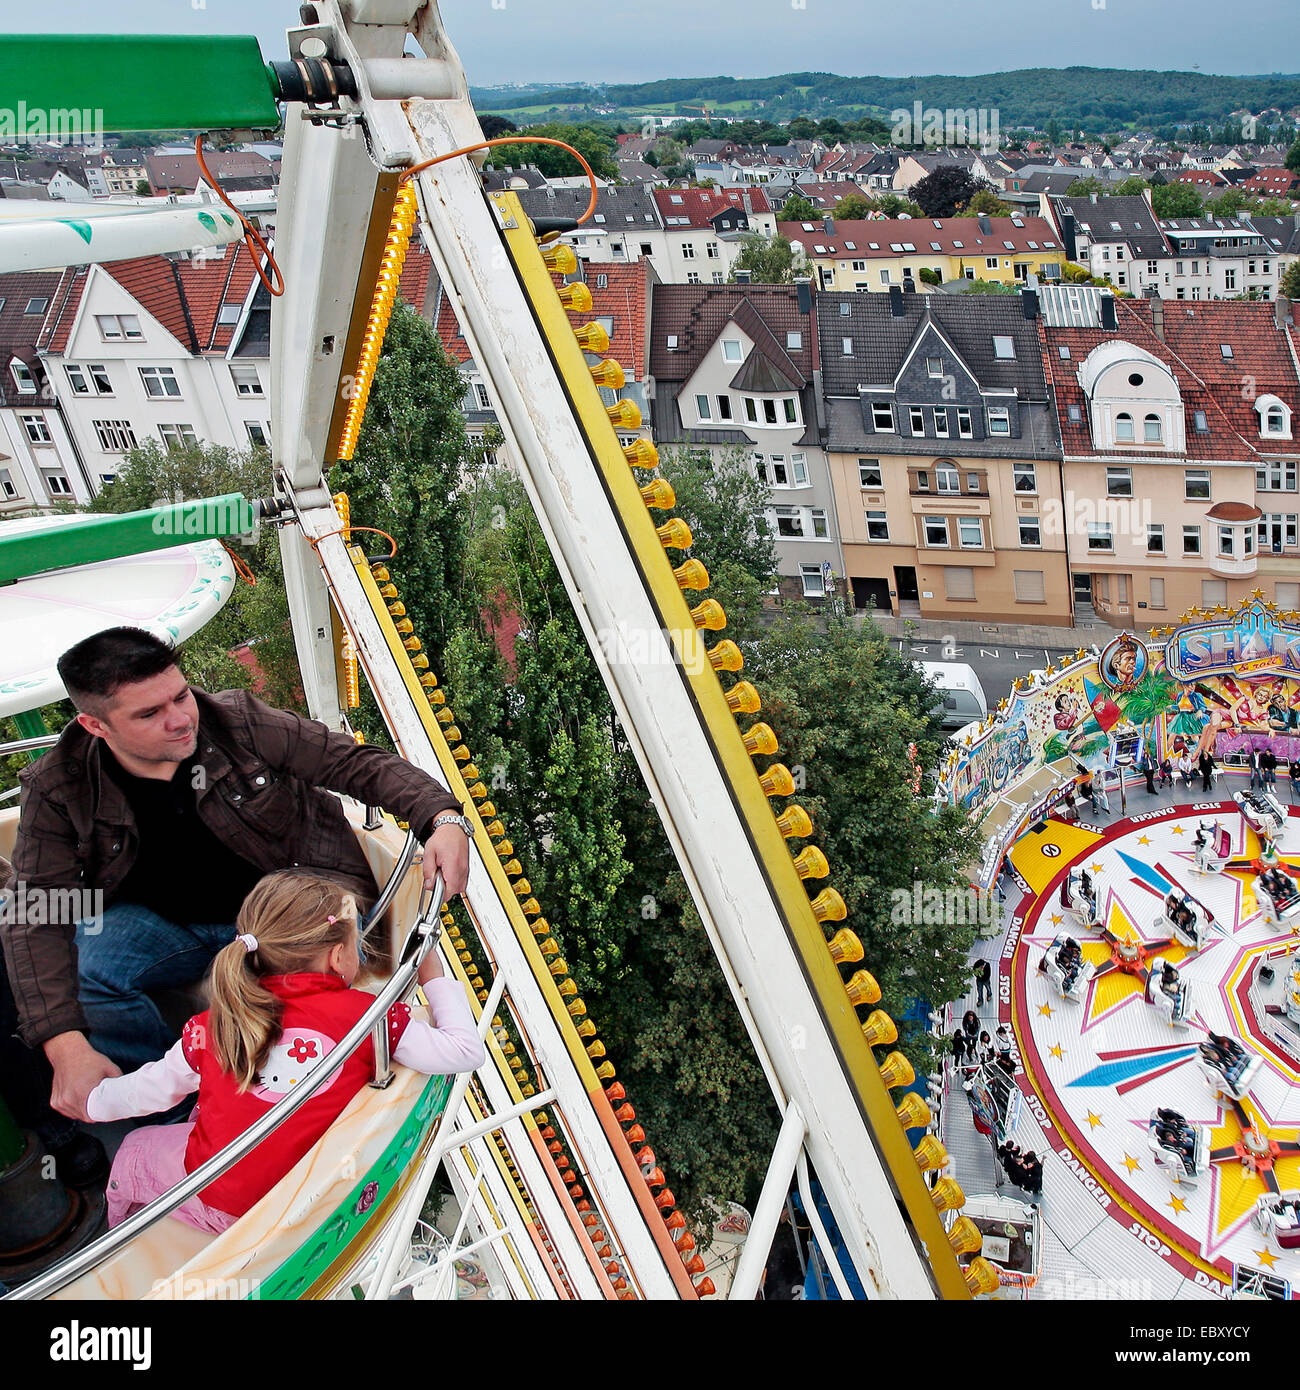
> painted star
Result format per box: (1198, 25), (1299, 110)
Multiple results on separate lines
(1254, 1248), (1279, 1269)
(1050, 912), (1064, 926)
(1122, 1154), (1142, 1173)
(1086, 1110), (1104, 1129)
(1049, 1043), (1065, 1060)
(1137, 835), (1151, 846)
(1089, 862), (1104, 874)
(1167, 1194), (1189, 1215)
(1171, 824), (1186, 836)
(1038, 1002), (1055, 1017)
(1250, 587), (1265, 600)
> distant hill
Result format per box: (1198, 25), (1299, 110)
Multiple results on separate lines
(470, 67), (1300, 131)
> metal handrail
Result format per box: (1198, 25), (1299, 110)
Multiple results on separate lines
(0, 735), (59, 757)
(5, 874), (447, 1302)
(361, 829), (418, 938)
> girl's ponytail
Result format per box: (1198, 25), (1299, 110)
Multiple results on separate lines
(205, 871), (353, 1092)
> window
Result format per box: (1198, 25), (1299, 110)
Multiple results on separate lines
(944, 566), (975, 601)
(95, 314), (142, 341)
(842, 337), (853, 355)
(1143, 413), (1162, 443)
(681, 244), (696, 260)
(686, 272), (701, 284)
(768, 456), (789, 486)
(1193, 410), (1208, 433)
(955, 407), (972, 439)
(774, 506), (801, 537)
(1218, 526), (1235, 557)
(1019, 516), (1041, 548)
(245, 421), (268, 447)
(469, 383), (489, 411)
(20, 414), (52, 444)
(871, 402), (894, 431)
(909, 405), (925, 434)
(722, 340), (742, 361)
(791, 454), (809, 487)
(1013, 462), (1036, 494)
(1013, 263), (1030, 281)
(159, 424), (198, 450)
(926, 356), (942, 377)
(640, 242), (653, 256)
(865, 510), (889, 541)
(716, 395), (732, 421)
(1115, 411), (1134, 442)
(933, 409), (949, 438)
(1087, 522), (1113, 552)
(1220, 343), (1234, 359)
(1258, 460), (1298, 491)
(858, 459), (882, 488)
(25, 298), (49, 315)
(992, 336), (1015, 359)
(1265, 407), (1288, 436)
(1224, 269), (1237, 290)
(1259, 514), (1299, 552)
(783, 398), (797, 424)
(914, 471), (930, 492)
(94, 419), (137, 451)
(744, 398), (758, 423)
(1150, 577), (1165, 609)
(810, 508), (829, 539)
(932, 463), (959, 494)
(924, 516), (949, 547)
(229, 363), (263, 397)
(1014, 569), (1045, 603)
(1185, 469), (1211, 500)
(1106, 466), (1132, 497)
(0, 469), (17, 501)
(986, 407), (1010, 436)
(763, 399), (778, 425)
(1183, 525), (1201, 555)
(800, 564), (826, 598)
(42, 471), (73, 497)
(986, 257), (999, 271)
(217, 303), (242, 326)
(707, 242), (720, 259)
(1202, 579), (1227, 607)
(711, 272), (724, 284)
(139, 366), (181, 398)
(786, 331), (802, 349)
(1147, 523), (1165, 553)
(1147, 260), (1159, 275)
(958, 517), (984, 549)
(10, 360), (35, 394)
(694, 394), (712, 422)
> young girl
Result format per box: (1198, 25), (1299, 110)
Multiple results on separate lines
(87, 870), (485, 1233)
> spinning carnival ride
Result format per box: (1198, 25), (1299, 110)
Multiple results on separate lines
(0, 8), (990, 1301)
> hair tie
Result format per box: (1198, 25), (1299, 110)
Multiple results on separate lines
(236, 933), (259, 953)
(326, 915), (337, 925)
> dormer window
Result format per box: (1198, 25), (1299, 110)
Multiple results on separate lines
(1116, 411), (1135, 441)
(1144, 413), (1162, 443)
(1254, 394), (1293, 440)
(9, 358), (35, 394)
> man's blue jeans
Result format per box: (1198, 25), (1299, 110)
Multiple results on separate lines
(76, 904), (235, 1070)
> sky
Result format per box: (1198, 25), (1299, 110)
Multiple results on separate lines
(10, 0), (1299, 87)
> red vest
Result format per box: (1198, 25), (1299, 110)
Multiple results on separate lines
(182, 973), (411, 1218)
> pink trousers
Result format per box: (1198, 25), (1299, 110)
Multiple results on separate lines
(106, 1120), (236, 1235)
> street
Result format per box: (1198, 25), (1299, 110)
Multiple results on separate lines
(894, 640), (1081, 709)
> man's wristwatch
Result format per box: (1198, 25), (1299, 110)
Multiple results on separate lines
(429, 813), (474, 839)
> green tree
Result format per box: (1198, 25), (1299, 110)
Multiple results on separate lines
(484, 122), (619, 180)
(1280, 261), (1300, 300)
(1065, 176), (1108, 197)
(1113, 176), (1150, 195)
(911, 165), (986, 218)
(954, 277), (1020, 295)
(1151, 181), (1205, 218)
(777, 193), (819, 221)
(1206, 187), (1247, 215)
(962, 187), (1012, 216)
(479, 114), (518, 140)
(728, 233), (808, 284)
(873, 193), (924, 219)
(134, 179), (151, 196)
(918, 267), (943, 286)
(1284, 136), (1300, 173)
(830, 192), (873, 220)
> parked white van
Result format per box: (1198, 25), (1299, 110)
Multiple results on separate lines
(918, 661), (989, 733)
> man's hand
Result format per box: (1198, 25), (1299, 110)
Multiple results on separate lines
(423, 822), (470, 899)
(44, 1031), (120, 1122)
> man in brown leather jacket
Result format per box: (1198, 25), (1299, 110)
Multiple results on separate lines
(0, 626), (472, 1132)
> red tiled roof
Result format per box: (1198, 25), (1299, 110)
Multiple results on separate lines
(1206, 501), (1262, 521)
(1170, 170), (1227, 187)
(1243, 169), (1299, 195)
(772, 180), (875, 209)
(553, 261), (651, 378)
(434, 287), (471, 364)
(649, 284), (812, 382)
(174, 242), (259, 351)
(37, 264), (90, 354)
(397, 244), (433, 317)
(1040, 299), (1300, 463)
(651, 185), (771, 227)
(775, 214), (1062, 259)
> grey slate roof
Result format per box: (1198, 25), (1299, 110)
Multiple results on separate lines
(1053, 195), (1169, 258)
(514, 183), (658, 225)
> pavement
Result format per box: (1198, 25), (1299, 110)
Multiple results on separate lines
(868, 610), (1115, 649)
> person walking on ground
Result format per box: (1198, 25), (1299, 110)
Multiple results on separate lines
(1141, 753), (1157, 796)
(1261, 746), (1278, 788)
(951, 1030), (967, 1069)
(1198, 749), (1215, 794)
(1249, 745), (1263, 790)
(973, 959), (992, 1007)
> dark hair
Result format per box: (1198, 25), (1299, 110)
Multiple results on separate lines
(57, 626), (180, 715)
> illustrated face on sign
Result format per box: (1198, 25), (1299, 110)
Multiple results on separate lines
(253, 1028), (340, 1103)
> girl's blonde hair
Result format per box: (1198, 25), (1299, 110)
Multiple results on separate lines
(207, 871), (354, 1092)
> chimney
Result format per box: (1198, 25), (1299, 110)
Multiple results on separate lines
(734, 269), (752, 283)
(1150, 295), (1165, 340)
(793, 274), (812, 315)
(1021, 287), (1039, 320)
(977, 213), (992, 235)
(823, 217), (834, 235)
(889, 284), (905, 317)
(1061, 211), (1078, 262)
(1089, 190), (1098, 204)
(1100, 292), (1118, 331)
(1276, 295), (1294, 329)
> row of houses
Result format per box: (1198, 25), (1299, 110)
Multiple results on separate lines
(5, 238), (1300, 635)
